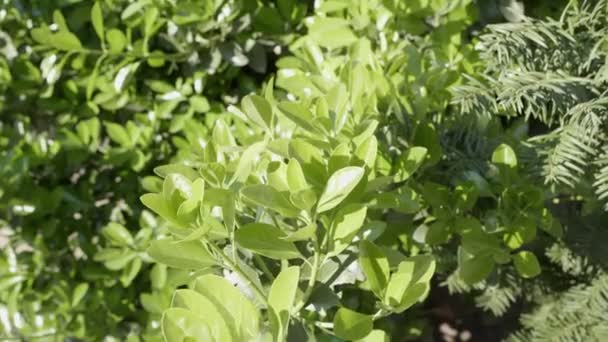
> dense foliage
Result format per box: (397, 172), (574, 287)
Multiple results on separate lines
(1, 0), (607, 341)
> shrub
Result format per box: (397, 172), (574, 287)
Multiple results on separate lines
(0, 0), (305, 339)
(2, 0), (605, 341)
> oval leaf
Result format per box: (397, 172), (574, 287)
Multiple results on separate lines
(147, 239), (215, 269)
(333, 308), (373, 341)
(513, 251), (541, 278)
(317, 166), (364, 213)
(235, 223), (301, 260)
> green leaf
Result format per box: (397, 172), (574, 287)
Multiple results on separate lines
(359, 240), (389, 298)
(461, 229), (502, 255)
(121, 258), (142, 287)
(282, 224), (316, 242)
(331, 204), (367, 254)
(71, 283), (89, 307)
(91, 2), (104, 42)
(104, 122), (132, 147)
(394, 147), (427, 182)
(254, 6), (284, 34)
(492, 143), (517, 168)
(51, 31), (82, 51)
(190, 96), (210, 113)
(333, 308), (373, 341)
(287, 159), (308, 192)
(102, 222), (134, 246)
(317, 167), (364, 213)
(106, 29), (127, 53)
(513, 251), (541, 278)
(121, 0), (150, 20)
(229, 141), (266, 185)
(357, 330), (390, 342)
(147, 239), (215, 269)
(154, 164), (199, 181)
(94, 249), (136, 270)
(413, 123), (442, 166)
(290, 189), (317, 211)
(162, 308), (213, 342)
(355, 136), (378, 168)
(329, 144), (351, 175)
(31, 27), (51, 46)
(141, 193), (174, 222)
(163, 173), (193, 202)
(241, 185), (300, 218)
(384, 255), (435, 312)
(53, 10), (68, 31)
(192, 275), (260, 341)
(172, 289), (233, 341)
(278, 102), (320, 134)
(458, 250), (494, 285)
(150, 264), (167, 290)
(268, 266), (300, 341)
(308, 18), (357, 49)
(235, 223), (301, 260)
(213, 119), (236, 147)
(504, 218), (537, 249)
(241, 94), (273, 131)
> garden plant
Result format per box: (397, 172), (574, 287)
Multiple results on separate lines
(1, 0), (607, 341)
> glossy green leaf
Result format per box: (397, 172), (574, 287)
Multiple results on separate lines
(384, 255), (435, 312)
(105, 122), (132, 147)
(513, 251), (541, 278)
(102, 222), (134, 246)
(91, 2), (104, 42)
(106, 29), (127, 53)
(51, 31), (82, 51)
(241, 94), (273, 131)
(333, 308), (373, 341)
(171, 289), (233, 341)
(359, 240), (389, 298)
(357, 330), (390, 342)
(147, 239), (215, 269)
(413, 123), (442, 166)
(192, 275), (260, 341)
(355, 135), (378, 168)
(282, 224), (316, 242)
(492, 143), (517, 168)
(329, 144), (351, 174)
(331, 204), (367, 254)
(241, 185), (300, 218)
(235, 223), (301, 259)
(154, 164), (199, 181)
(394, 147), (427, 182)
(317, 167), (364, 213)
(229, 141), (266, 185)
(459, 250), (495, 285)
(278, 102), (319, 133)
(71, 283), (89, 307)
(268, 266), (300, 340)
(287, 159), (308, 192)
(162, 308), (214, 342)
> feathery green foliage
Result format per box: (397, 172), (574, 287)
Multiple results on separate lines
(453, 0), (608, 210)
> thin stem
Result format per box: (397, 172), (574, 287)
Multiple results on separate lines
(207, 242), (268, 306)
(254, 254), (275, 281)
(294, 243), (321, 313)
(372, 308), (391, 321)
(314, 321), (334, 335)
(270, 212), (282, 229)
